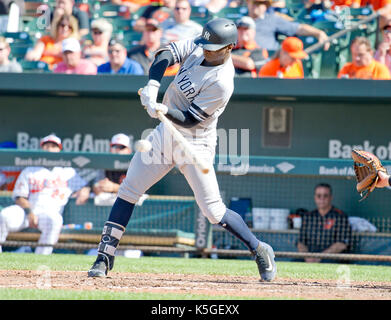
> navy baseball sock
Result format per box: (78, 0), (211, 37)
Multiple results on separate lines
(107, 197), (135, 228)
(218, 209), (260, 251)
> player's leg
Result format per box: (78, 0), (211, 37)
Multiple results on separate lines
(88, 126), (175, 277)
(0, 205), (29, 253)
(35, 212), (63, 255)
(180, 162), (277, 281)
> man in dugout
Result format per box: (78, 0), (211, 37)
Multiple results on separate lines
(297, 183), (352, 263)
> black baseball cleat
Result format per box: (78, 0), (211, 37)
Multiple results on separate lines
(253, 241), (277, 282)
(88, 253), (112, 278)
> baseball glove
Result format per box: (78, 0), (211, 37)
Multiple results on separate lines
(351, 149), (387, 201)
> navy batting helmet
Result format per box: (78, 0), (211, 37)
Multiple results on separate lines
(194, 18), (238, 51)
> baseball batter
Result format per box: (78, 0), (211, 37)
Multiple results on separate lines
(0, 134), (87, 255)
(88, 18), (277, 281)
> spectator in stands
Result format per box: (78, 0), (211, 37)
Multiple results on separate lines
(25, 14), (79, 70)
(232, 16), (268, 77)
(0, 36), (22, 72)
(133, 0), (176, 32)
(160, 0), (203, 45)
(97, 38), (144, 74)
(111, 0), (153, 15)
(375, 20), (391, 73)
(259, 37), (307, 78)
(247, 0), (329, 52)
(128, 18), (180, 75)
(0, 134), (89, 255)
(54, 37), (97, 74)
(92, 133), (132, 196)
(51, 0), (89, 36)
(82, 18), (113, 67)
(297, 183), (352, 263)
(338, 36), (391, 79)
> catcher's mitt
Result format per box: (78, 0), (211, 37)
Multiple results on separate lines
(351, 149), (387, 201)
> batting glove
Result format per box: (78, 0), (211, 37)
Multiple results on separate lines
(140, 79), (160, 108)
(145, 102), (168, 119)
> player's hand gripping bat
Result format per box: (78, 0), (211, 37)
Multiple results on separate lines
(138, 88), (210, 174)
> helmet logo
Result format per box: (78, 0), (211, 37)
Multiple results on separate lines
(203, 31), (210, 40)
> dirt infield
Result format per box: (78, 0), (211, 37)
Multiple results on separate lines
(1, 270), (391, 299)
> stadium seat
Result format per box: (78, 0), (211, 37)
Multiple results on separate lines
(1, 32), (34, 61)
(110, 18), (135, 33)
(20, 60), (50, 72)
(295, 7), (318, 24)
(349, 13), (378, 49)
(9, 44), (30, 60)
(190, 15), (213, 25)
(92, 3), (129, 19)
(22, 18), (45, 36)
(299, 36), (322, 78)
(284, 0), (305, 18)
(122, 30), (143, 47)
(130, 5), (148, 20)
(191, 5), (210, 18)
(302, 51), (322, 78)
(309, 21), (350, 78)
(212, 7), (248, 20)
(345, 6), (373, 18)
(2, 31), (32, 43)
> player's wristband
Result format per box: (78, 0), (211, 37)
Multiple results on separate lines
(388, 176), (391, 187)
(24, 207), (32, 216)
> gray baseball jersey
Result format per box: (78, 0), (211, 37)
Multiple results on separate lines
(118, 39), (235, 224)
(162, 39), (235, 145)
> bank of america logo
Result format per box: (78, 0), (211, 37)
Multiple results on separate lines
(203, 31), (210, 40)
(72, 156), (90, 168)
(276, 162), (294, 173)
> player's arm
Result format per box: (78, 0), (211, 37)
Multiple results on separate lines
(231, 53), (256, 71)
(14, 196), (38, 228)
(74, 186), (91, 205)
(142, 50), (201, 128)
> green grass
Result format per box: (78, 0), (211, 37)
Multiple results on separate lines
(0, 288), (265, 300)
(1, 252), (391, 299)
(1, 252), (391, 281)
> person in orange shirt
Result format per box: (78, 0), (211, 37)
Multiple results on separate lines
(25, 14), (79, 69)
(338, 36), (391, 79)
(231, 16), (268, 77)
(259, 37), (307, 78)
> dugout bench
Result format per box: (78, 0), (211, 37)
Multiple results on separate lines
(2, 191), (391, 263)
(212, 225), (391, 264)
(0, 192), (196, 251)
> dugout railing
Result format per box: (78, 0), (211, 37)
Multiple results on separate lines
(1, 149), (391, 264)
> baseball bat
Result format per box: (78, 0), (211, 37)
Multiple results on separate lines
(138, 88), (210, 174)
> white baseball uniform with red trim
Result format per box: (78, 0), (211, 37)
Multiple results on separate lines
(118, 39), (234, 224)
(0, 166), (86, 254)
